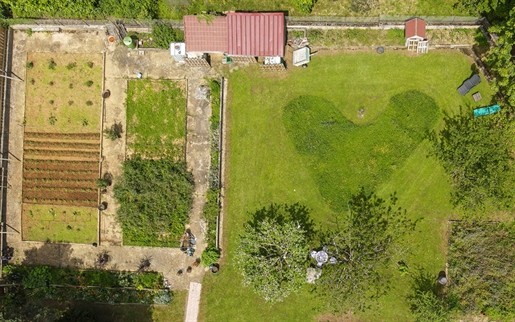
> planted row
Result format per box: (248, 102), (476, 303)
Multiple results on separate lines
(25, 132), (100, 140)
(23, 197), (97, 207)
(24, 140), (99, 150)
(24, 149), (99, 159)
(24, 186), (97, 193)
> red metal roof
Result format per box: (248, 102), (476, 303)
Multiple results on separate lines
(183, 15), (228, 53)
(226, 12), (285, 57)
(405, 18), (426, 39)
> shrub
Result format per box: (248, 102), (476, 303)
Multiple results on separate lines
(291, 0), (316, 13)
(85, 80), (93, 87)
(68, 100), (74, 105)
(48, 59), (56, 70)
(201, 246), (220, 267)
(30, 78), (35, 85)
(49, 100), (54, 105)
(49, 81), (54, 86)
(66, 62), (77, 70)
(114, 157), (194, 246)
(152, 23), (185, 49)
(23, 266), (51, 289)
(26, 61), (33, 69)
(69, 83), (73, 89)
(48, 114), (57, 125)
(104, 122), (123, 140)
(86, 101), (93, 106)
(96, 178), (110, 189)
(87, 61), (94, 68)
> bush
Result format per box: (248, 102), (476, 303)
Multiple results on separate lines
(201, 246), (220, 267)
(86, 100), (93, 106)
(152, 23), (185, 49)
(114, 156), (194, 246)
(48, 59), (56, 70)
(291, 0), (316, 13)
(66, 62), (77, 70)
(26, 61), (33, 69)
(85, 80), (93, 87)
(23, 266), (51, 289)
(104, 122), (123, 140)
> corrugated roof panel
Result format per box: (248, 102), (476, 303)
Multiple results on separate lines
(183, 15), (228, 53)
(227, 12), (285, 57)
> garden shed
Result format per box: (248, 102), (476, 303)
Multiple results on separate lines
(183, 12), (285, 65)
(405, 18), (428, 53)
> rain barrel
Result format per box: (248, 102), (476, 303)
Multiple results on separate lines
(123, 36), (136, 49)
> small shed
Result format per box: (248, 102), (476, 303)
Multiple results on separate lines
(405, 18), (428, 53)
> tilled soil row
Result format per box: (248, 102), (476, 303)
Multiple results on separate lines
(23, 169), (98, 180)
(23, 159), (99, 171)
(24, 149), (100, 159)
(24, 186), (97, 194)
(24, 132), (100, 140)
(23, 197), (97, 207)
(24, 140), (100, 150)
(23, 190), (98, 207)
(23, 178), (97, 189)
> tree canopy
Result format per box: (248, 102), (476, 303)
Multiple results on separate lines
(429, 110), (515, 210)
(315, 188), (415, 312)
(235, 203), (314, 303)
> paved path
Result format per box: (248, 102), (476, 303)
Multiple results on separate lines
(5, 28), (215, 292)
(185, 282), (202, 322)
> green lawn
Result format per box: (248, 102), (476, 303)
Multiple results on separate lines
(200, 51), (495, 321)
(126, 79), (186, 159)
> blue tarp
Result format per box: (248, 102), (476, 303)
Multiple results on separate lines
(474, 104), (500, 117)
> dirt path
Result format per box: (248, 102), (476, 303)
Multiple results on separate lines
(5, 27), (215, 292)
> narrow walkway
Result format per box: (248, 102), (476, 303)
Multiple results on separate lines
(185, 282), (202, 322)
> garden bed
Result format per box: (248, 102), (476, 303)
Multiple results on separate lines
(126, 79), (186, 159)
(22, 52), (103, 243)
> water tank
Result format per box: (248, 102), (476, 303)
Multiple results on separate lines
(123, 36), (136, 49)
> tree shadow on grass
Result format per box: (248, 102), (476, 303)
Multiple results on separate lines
(249, 202), (316, 239)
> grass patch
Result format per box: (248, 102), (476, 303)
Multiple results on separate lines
(306, 28), (405, 47)
(21, 204), (97, 244)
(126, 79), (186, 159)
(25, 53), (102, 132)
(200, 51), (496, 321)
(283, 91), (438, 210)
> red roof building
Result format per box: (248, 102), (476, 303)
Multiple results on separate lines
(226, 12), (285, 57)
(184, 15), (228, 53)
(405, 18), (426, 39)
(183, 12), (285, 57)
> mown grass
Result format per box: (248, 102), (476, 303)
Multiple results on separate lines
(126, 79), (186, 159)
(22, 204), (97, 244)
(200, 51), (495, 321)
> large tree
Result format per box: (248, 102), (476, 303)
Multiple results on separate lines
(487, 6), (515, 107)
(315, 188), (415, 312)
(235, 203), (314, 303)
(429, 110), (514, 210)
